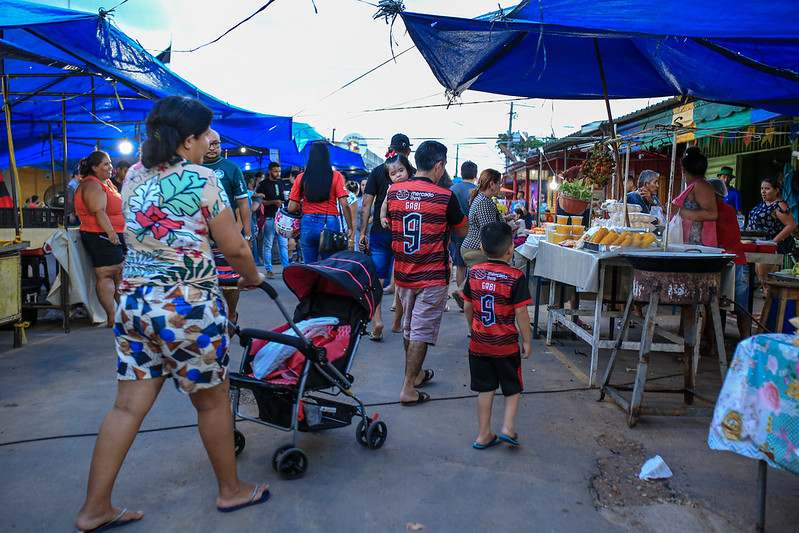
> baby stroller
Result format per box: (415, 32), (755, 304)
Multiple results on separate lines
(228, 251), (386, 480)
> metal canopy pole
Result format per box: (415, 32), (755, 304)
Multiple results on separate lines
(2, 75), (22, 239)
(663, 130), (679, 249)
(593, 38), (623, 205)
(61, 94), (70, 333)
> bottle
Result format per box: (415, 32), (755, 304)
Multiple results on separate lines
(736, 214), (745, 230)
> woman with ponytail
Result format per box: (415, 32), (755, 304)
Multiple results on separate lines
(460, 169), (519, 268)
(74, 96), (269, 532)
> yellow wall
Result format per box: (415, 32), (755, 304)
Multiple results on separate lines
(4, 167), (67, 206)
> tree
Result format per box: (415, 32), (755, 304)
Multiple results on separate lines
(496, 132), (553, 161)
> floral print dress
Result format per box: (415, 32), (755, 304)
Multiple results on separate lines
(122, 158), (230, 291)
(114, 158), (233, 393)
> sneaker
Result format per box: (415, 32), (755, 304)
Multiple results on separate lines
(266, 271), (274, 279)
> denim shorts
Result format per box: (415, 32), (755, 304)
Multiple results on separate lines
(734, 264), (749, 307)
(449, 234), (466, 267)
(369, 232), (394, 280)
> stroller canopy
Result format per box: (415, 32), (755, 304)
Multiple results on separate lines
(283, 251), (382, 319)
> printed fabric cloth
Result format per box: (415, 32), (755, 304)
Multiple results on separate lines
(121, 158), (230, 292)
(708, 334), (799, 476)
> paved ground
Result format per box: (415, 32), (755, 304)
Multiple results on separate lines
(1, 265), (797, 532)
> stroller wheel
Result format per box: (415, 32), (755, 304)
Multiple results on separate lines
(366, 420), (388, 449)
(271, 444), (294, 472)
(277, 448), (308, 480)
(233, 429), (246, 456)
(355, 418), (371, 447)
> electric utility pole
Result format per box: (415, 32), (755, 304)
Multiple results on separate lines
(505, 102), (514, 171)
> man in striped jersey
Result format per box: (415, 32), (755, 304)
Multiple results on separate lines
(463, 222), (532, 448)
(386, 140), (468, 406)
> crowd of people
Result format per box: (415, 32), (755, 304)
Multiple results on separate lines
(63, 93), (797, 531)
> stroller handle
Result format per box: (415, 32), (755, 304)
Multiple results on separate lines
(218, 278), (278, 300)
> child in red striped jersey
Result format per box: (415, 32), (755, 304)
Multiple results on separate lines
(463, 222), (532, 449)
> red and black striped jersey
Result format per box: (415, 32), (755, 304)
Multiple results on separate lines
(387, 177), (466, 289)
(463, 260), (531, 358)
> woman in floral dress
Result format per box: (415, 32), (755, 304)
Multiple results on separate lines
(74, 96), (268, 532)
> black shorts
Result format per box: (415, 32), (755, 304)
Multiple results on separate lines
(469, 353), (523, 396)
(80, 230), (126, 268)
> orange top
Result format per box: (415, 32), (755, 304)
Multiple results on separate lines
(76, 175), (125, 233)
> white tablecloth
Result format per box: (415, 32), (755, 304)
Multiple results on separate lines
(533, 241), (735, 299)
(45, 228), (106, 324)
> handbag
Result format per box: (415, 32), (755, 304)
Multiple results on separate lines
(318, 195), (348, 254)
(319, 228), (348, 254)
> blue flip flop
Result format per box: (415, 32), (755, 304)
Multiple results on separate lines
(498, 433), (520, 446)
(473, 435), (502, 450)
(217, 485), (271, 513)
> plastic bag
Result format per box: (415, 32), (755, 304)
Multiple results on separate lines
(252, 317), (339, 379)
(638, 455), (673, 480)
(667, 213), (684, 244)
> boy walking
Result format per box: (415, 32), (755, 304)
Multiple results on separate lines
(463, 222), (532, 449)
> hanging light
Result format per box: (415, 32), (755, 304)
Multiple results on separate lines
(244, 163), (251, 171)
(118, 139), (133, 155)
(239, 146), (247, 154)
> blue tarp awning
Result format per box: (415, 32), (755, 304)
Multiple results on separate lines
(400, 0), (799, 115)
(0, 0), (293, 170)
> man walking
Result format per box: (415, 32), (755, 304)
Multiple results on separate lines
(359, 133), (413, 339)
(203, 129), (253, 324)
(449, 161), (478, 310)
(256, 162), (289, 278)
(386, 141), (468, 406)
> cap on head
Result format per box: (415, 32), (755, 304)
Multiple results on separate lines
(717, 166), (734, 177)
(390, 133), (412, 151)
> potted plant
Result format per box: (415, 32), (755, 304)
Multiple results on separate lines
(558, 180), (594, 215)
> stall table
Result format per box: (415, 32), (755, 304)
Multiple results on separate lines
(708, 334), (799, 531)
(534, 241), (734, 387)
(745, 251), (785, 313)
(535, 241), (688, 387)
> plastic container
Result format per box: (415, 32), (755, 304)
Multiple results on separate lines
(571, 225), (585, 236)
(557, 215), (570, 225)
(552, 233), (569, 244)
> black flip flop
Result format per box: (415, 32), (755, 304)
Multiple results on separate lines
(416, 369), (434, 388)
(400, 391), (431, 406)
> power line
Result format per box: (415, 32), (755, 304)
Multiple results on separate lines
(358, 97), (535, 113)
(173, 1), (279, 53)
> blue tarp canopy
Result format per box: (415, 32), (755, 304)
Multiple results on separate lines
(400, 0), (799, 115)
(0, 0), (292, 170)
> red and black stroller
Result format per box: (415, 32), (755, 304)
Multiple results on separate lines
(228, 251), (386, 480)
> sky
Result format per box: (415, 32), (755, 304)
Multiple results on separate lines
(41, 0), (666, 172)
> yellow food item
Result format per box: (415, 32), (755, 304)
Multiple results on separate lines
(631, 234), (643, 247)
(590, 228), (608, 243)
(552, 233), (569, 244)
(640, 233), (656, 247)
(611, 231), (629, 245)
(620, 235), (633, 246)
(599, 230), (618, 245)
